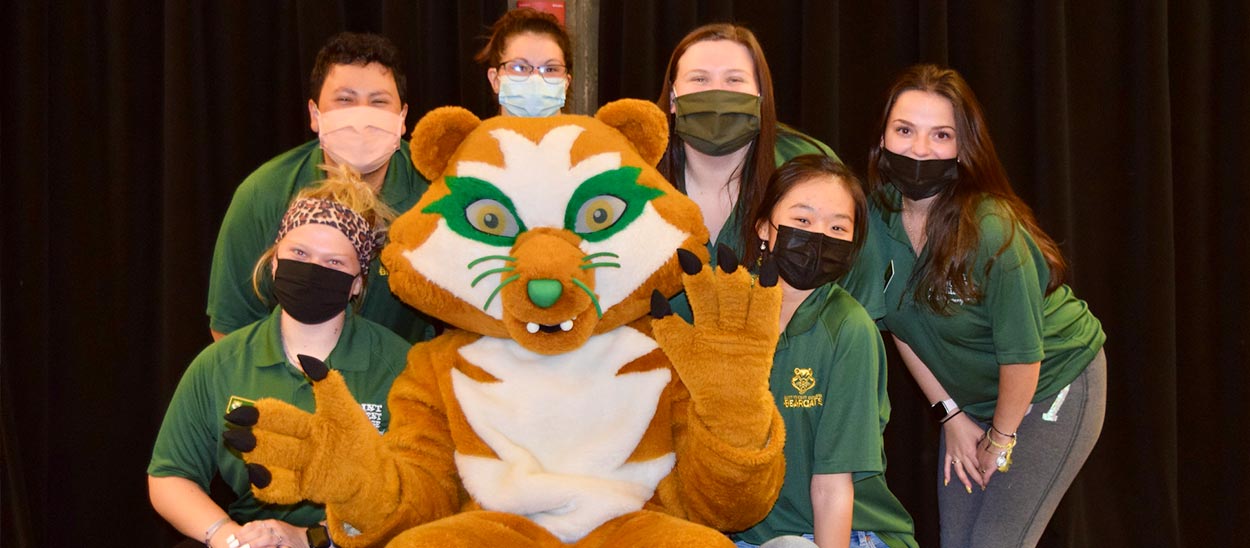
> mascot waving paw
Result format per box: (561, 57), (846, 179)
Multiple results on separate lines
(231, 99), (785, 548)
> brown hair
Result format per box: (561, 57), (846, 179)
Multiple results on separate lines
(474, 8), (573, 75)
(309, 32), (406, 102)
(743, 154), (868, 268)
(866, 64), (1068, 313)
(656, 23), (779, 251)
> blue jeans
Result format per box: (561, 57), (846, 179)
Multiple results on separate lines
(735, 531), (888, 548)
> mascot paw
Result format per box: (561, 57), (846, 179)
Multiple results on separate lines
(652, 244), (781, 388)
(221, 357), (384, 506)
(651, 244), (782, 444)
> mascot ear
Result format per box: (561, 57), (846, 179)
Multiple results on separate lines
(409, 106), (482, 180)
(595, 99), (669, 166)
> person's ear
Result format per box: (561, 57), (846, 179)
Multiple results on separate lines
(669, 89), (677, 114)
(487, 67), (501, 94)
(351, 275), (363, 298)
(309, 99), (320, 133)
(756, 218), (772, 243)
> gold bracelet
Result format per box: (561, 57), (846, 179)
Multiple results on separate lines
(983, 427), (1016, 472)
(985, 432), (1017, 449)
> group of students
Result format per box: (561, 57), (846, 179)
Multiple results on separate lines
(148, 8), (1107, 548)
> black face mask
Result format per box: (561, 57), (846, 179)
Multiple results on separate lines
(877, 148), (959, 201)
(273, 259), (356, 325)
(770, 225), (855, 290)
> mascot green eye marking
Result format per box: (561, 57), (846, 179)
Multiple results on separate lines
(564, 167), (662, 242)
(424, 176), (528, 246)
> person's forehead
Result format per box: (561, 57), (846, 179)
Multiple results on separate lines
(284, 223), (355, 252)
(781, 178), (854, 210)
(323, 62), (398, 93)
(891, 90), (955, 121)
(678, 40), (755, 72)
(503, 31), (564, 59)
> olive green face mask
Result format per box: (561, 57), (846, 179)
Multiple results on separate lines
(673, 89), (762, 156)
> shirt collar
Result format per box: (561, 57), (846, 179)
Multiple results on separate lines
(779, 284), (834, 348)
(252, 306), (370, 372)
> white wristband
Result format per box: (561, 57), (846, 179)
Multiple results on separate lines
(204, 517), (230, 547)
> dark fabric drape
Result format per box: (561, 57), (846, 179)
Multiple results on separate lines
(598, 1), (1248, 546)
(2, 2), (508, 546)
(2, 1), (1246, 546)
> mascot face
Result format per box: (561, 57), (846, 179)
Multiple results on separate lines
(384, 101), (709, 355)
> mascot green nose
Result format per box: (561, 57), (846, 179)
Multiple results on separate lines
(527, 279), (563, 308)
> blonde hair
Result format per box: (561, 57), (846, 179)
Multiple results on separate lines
(250, 164), (399, 304)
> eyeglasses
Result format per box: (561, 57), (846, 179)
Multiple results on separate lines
(498, 60), (568, 84)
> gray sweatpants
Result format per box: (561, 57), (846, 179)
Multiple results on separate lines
(937, 349), (1107, 548)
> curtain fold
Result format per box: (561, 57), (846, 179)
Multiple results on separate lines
(2, 1), (1244, 546)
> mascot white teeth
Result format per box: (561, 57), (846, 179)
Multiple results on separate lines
(226, 99), (786, 548)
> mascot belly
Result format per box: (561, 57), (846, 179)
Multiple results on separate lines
(228, 100), (786, 548)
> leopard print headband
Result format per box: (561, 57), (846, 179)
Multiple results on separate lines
(276, 198), (377, 276)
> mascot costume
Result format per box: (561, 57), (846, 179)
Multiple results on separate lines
(225, 99), (786, 547)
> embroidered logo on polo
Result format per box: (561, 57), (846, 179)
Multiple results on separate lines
(225, 396), (386, 432)
(226, 395), (256, 413)
(784, 368), (823, 408)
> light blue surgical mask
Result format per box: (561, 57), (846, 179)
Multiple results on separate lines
(498, 74), (567, 117)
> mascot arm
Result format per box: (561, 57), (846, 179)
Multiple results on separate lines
(665, 381), (786, 531)
(225, 344), (461, 548)
(650, 246), (787, 529)
(326, 338), (464, 548)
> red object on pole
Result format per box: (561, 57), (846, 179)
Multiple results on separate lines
(516, 1), (566, 25)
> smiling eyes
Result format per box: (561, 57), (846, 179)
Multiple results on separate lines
(893, 125), (954, 140)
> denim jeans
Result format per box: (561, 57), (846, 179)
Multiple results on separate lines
(735, 530), (888, 548)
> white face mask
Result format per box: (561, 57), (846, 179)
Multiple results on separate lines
(498, 75), (567, 117)
(315, 106), (405, 174)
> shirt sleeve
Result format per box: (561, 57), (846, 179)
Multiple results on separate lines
(979, 211), (1046, 365)
(811, 304), (888, 480)
(206, 169), (288, 334)
(147, 350), (221, 491)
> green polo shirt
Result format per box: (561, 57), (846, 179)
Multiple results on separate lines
(149, 307), (410, 525)
(673, 127), (847, 321)
(874, 192), (1105, 419)
(734, 284), (917, 548)
(207, 139), (434, 343)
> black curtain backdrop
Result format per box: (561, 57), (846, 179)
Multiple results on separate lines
(2, 1), (1246, 547)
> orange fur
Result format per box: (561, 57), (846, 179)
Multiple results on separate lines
(243, 102), (785, 548)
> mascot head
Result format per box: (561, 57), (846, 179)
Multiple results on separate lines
(383, 100), (709, 355)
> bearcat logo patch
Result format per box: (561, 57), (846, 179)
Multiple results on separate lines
(785, 368), (823, 408)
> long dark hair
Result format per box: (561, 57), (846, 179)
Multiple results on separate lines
(656, 23), (779, 250)
(866, 64), (1067, 313)
(743, 154), (868, 269)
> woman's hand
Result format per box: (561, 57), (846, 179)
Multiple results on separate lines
(224, 519), (308, 548)
(943, 413), (988, 492)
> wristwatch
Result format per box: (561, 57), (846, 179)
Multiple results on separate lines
(930, 399), (958, 422)
(306, 524), (332, 548)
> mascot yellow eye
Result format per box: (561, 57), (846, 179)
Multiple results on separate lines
(574, 195), (626, 233)
(466, 199), (520, 237)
